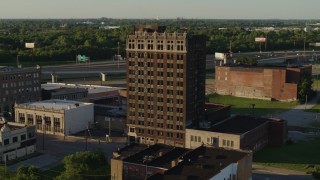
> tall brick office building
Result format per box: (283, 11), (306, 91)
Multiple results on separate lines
(126, 25), (206, 147)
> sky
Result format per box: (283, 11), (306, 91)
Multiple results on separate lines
(1, 0), (319, 19)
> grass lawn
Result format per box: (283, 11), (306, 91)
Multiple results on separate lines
(208, 93), (298, 116)
(253, 138), (320, 172)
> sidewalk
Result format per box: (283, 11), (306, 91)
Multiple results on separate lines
(253, 164), (307, 176)
(273, 91), (320, 127)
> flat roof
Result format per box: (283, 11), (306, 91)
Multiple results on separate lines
(16, 99), (92, 111)
(113, 143), (149, 160)
(148, 146), (249, 180)
(0, 121), (32, 131)
(208, 115), (269, 135)
(119, 144), (190, 169)
(42, 83), (125, 94)
(49, 87), (88, 95)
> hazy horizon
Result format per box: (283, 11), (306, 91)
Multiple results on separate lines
(1, 0), (320, 20)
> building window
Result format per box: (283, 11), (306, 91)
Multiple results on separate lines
(44, 116), (51, 131)
(19, 113), (25, 123)
(13, 136), (18, 143)
(223, 140), (226, 146)
(4, 139), (9, 145)
(177, 41), (184, 51)
(198, 136), (201, 142)
(36, 115), (42, 130)
(177, 55), (184, 60)
(21, 134), (26, 141)
(157, 40), (163, 50)
(28, 132), (34, 138)
(27, 114), (33, 125)
(191, 135), (194, 141)
(54, 117), (61, 133)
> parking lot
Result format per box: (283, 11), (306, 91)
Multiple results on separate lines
(9, 133), (126, 171)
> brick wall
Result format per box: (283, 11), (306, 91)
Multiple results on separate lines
(215, 66), (311, 101)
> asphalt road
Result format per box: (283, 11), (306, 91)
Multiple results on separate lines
(40, 51), (320, 79)
(41, 55), (216, 79)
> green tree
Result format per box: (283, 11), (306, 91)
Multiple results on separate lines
(14, 165), (41, 180)
(306, 165), (320, 179)
(297, 71), (314, 103)
(236, 57), (257, 66)
(55, 151), (107, 180)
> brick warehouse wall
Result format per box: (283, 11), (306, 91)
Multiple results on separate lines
(215, 66), (311, 101)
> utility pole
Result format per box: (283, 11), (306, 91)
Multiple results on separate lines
(252, 104), (255, 116)
(16, 55), (19, 67)
(117, 41), (120, 56)
(305, 94), (308, 109)
(42, 123), (45, 151)
(117, 41), (120, 70)
(32, 48), (34, 64)
(265, 37), (268, 51)
(85, 130), (88, 150)
(109, 118), (111, 137)
(304, 36), (306, 61)
(259, 42), (262, 53)
(304, 25), (308, 61)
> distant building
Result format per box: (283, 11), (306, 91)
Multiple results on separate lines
(126, 25), (206, 147)
(99, 26), (120, 30)
(41, 83), (124, 105)
(0, 119), (36, 163)
(186, 115), (287, 151)
(215, 65), (312, 101)
(111, 143), (252, 180)
(42, 87), (88, 100)
(0, 66), (41, 114)
(14, 99), (94, 136)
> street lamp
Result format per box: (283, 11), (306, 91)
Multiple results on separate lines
(105, 117), (112, 141)
(252, 104), (255, 116)
(304, 36), (306, 61)
(303, 27), (308, 62)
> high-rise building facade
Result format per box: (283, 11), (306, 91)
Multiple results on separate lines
(126, 25), (206, 147)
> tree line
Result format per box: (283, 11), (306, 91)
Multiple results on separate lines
(0, 19), (320, 64)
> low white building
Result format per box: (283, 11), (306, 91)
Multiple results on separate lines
(0, 119), (36, 162)
(15, 99), (94, 136)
